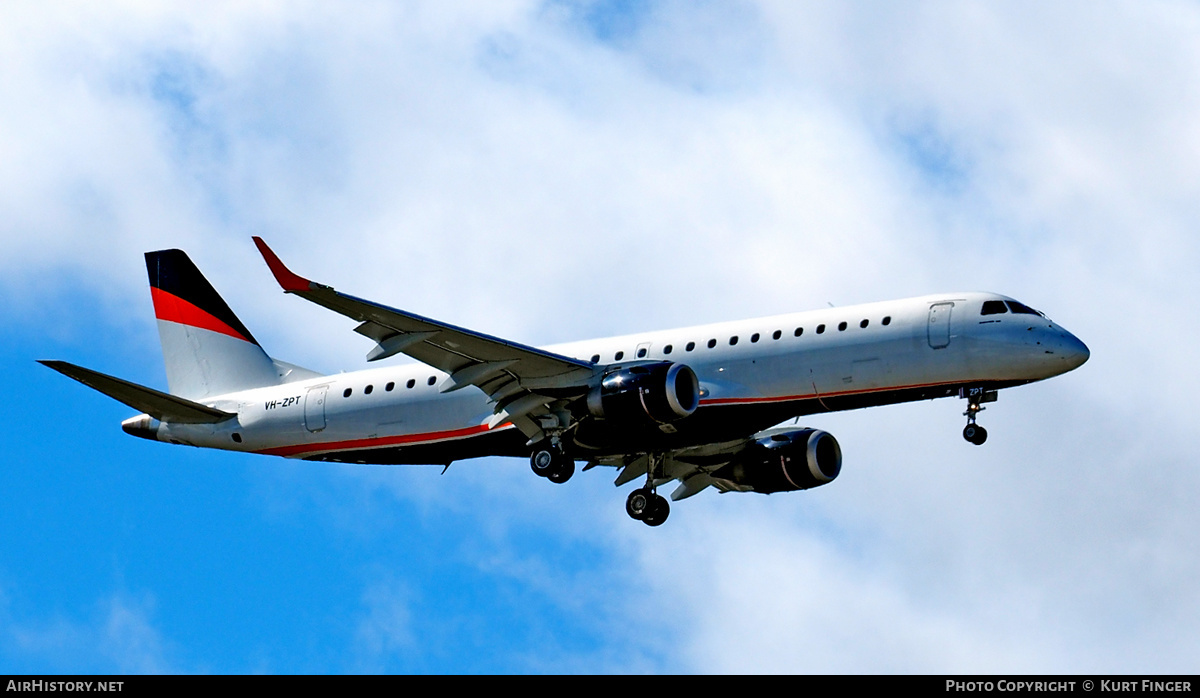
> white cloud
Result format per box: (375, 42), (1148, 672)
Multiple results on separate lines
(354, 577), (416, 670)
(2, 589), (171, 673)
(99, 593), (171, 674)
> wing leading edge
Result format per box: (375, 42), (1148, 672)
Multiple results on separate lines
(252, 237), (597, 444)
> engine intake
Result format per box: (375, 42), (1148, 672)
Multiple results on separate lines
(713, 428), (842, 494)
(586, 361), (700, 425)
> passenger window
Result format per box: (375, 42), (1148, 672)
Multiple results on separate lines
(751, 333), (760, 343)
(838, 322), (847, 331)
(386, 382), (395, 391)
(773, 330), (782, 340)
(637, 348), (647, 358)
(406, 379), (415, 389)
(882, 316), (892, 326)
(615, 351), (624, 361)
(729, 336), (738, 346)
(427, 376), (436, 386)
(860, 319), (869, 328)
(816, 324), (826, 334)
(365, 384), (374, 394)
(686, 342), (695, 352)
(664, 345), (673, 355)
(981, 300), (1008, 316)
(343, 388), (352, 398)
(794, 327), (803, 337)
(707, 339), (717, 348)
(590, 354), (600, 364)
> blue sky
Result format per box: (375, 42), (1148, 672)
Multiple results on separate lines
(7, 311), (662, 673)
(2, 1), (1199, 673)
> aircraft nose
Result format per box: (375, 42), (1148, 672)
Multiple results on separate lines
(1060, 331), (1090, 371)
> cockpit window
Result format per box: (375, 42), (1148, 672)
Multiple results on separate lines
(981, 300), (1008, 316)
(1006, 301), (1044, 317)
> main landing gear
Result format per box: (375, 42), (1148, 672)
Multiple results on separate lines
(625, 453), (670, 527)
(960, 387), (998, 446)
(530, 443), (575, 484)
(626, 488), (670, 527)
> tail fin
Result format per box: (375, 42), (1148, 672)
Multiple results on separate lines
(146, 249), (281, 399)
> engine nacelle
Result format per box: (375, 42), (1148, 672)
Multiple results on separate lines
(712, 428), (842, 494)
(586, 361), (700, 425)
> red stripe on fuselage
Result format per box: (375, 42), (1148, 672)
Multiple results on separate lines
(255, 423), (502, 458)
(150, 287), (252, 343)
(698, 379), (963, 406)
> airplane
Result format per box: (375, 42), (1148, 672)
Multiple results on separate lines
(41, 238), (1090, 526)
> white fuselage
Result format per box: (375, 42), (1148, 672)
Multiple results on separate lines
(151, 292), (1089, 463)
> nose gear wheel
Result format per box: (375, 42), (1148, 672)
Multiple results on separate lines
(963, 423), (987, 445)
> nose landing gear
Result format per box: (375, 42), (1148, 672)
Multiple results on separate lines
(962, 421), (987, 445)
(960, 387), (997, 445)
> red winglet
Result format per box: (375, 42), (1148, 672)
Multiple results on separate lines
(252, 237), (312, 293)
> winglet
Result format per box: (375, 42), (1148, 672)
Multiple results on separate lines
(252, 237), (313, 293)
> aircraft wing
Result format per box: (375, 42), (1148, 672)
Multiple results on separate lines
(39, 360), (235, 424)
(599, 426), (811, 501)
(253, 238), (597, 443)
(596, 437), (748, 502)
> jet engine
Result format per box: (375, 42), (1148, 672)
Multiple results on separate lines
(712, 428), (842, 494)
(586, 361), (700, 425)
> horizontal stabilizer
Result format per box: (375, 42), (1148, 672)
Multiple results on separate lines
(39, 360), (235, 424)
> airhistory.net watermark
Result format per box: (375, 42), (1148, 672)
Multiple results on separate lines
(5, 681), (123, 693)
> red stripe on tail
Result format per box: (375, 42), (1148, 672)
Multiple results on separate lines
(150, 287), (254, 343)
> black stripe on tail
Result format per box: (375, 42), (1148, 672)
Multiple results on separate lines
(145, 249), (259, 346)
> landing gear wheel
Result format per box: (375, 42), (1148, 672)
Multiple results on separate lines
(627, 453), (672, 526)
(530, 448), (556, 477)
(961, 390), (991, 446)
(547, 458), (575, 484)
(641, 495), (670, 527)
(963, 424), (988, 445)
(626, 488), (652, 520)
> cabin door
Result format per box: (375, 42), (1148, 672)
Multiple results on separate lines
(928, 302), (953, 349)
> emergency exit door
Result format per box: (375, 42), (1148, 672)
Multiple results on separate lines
(304, 385), (328, 432)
